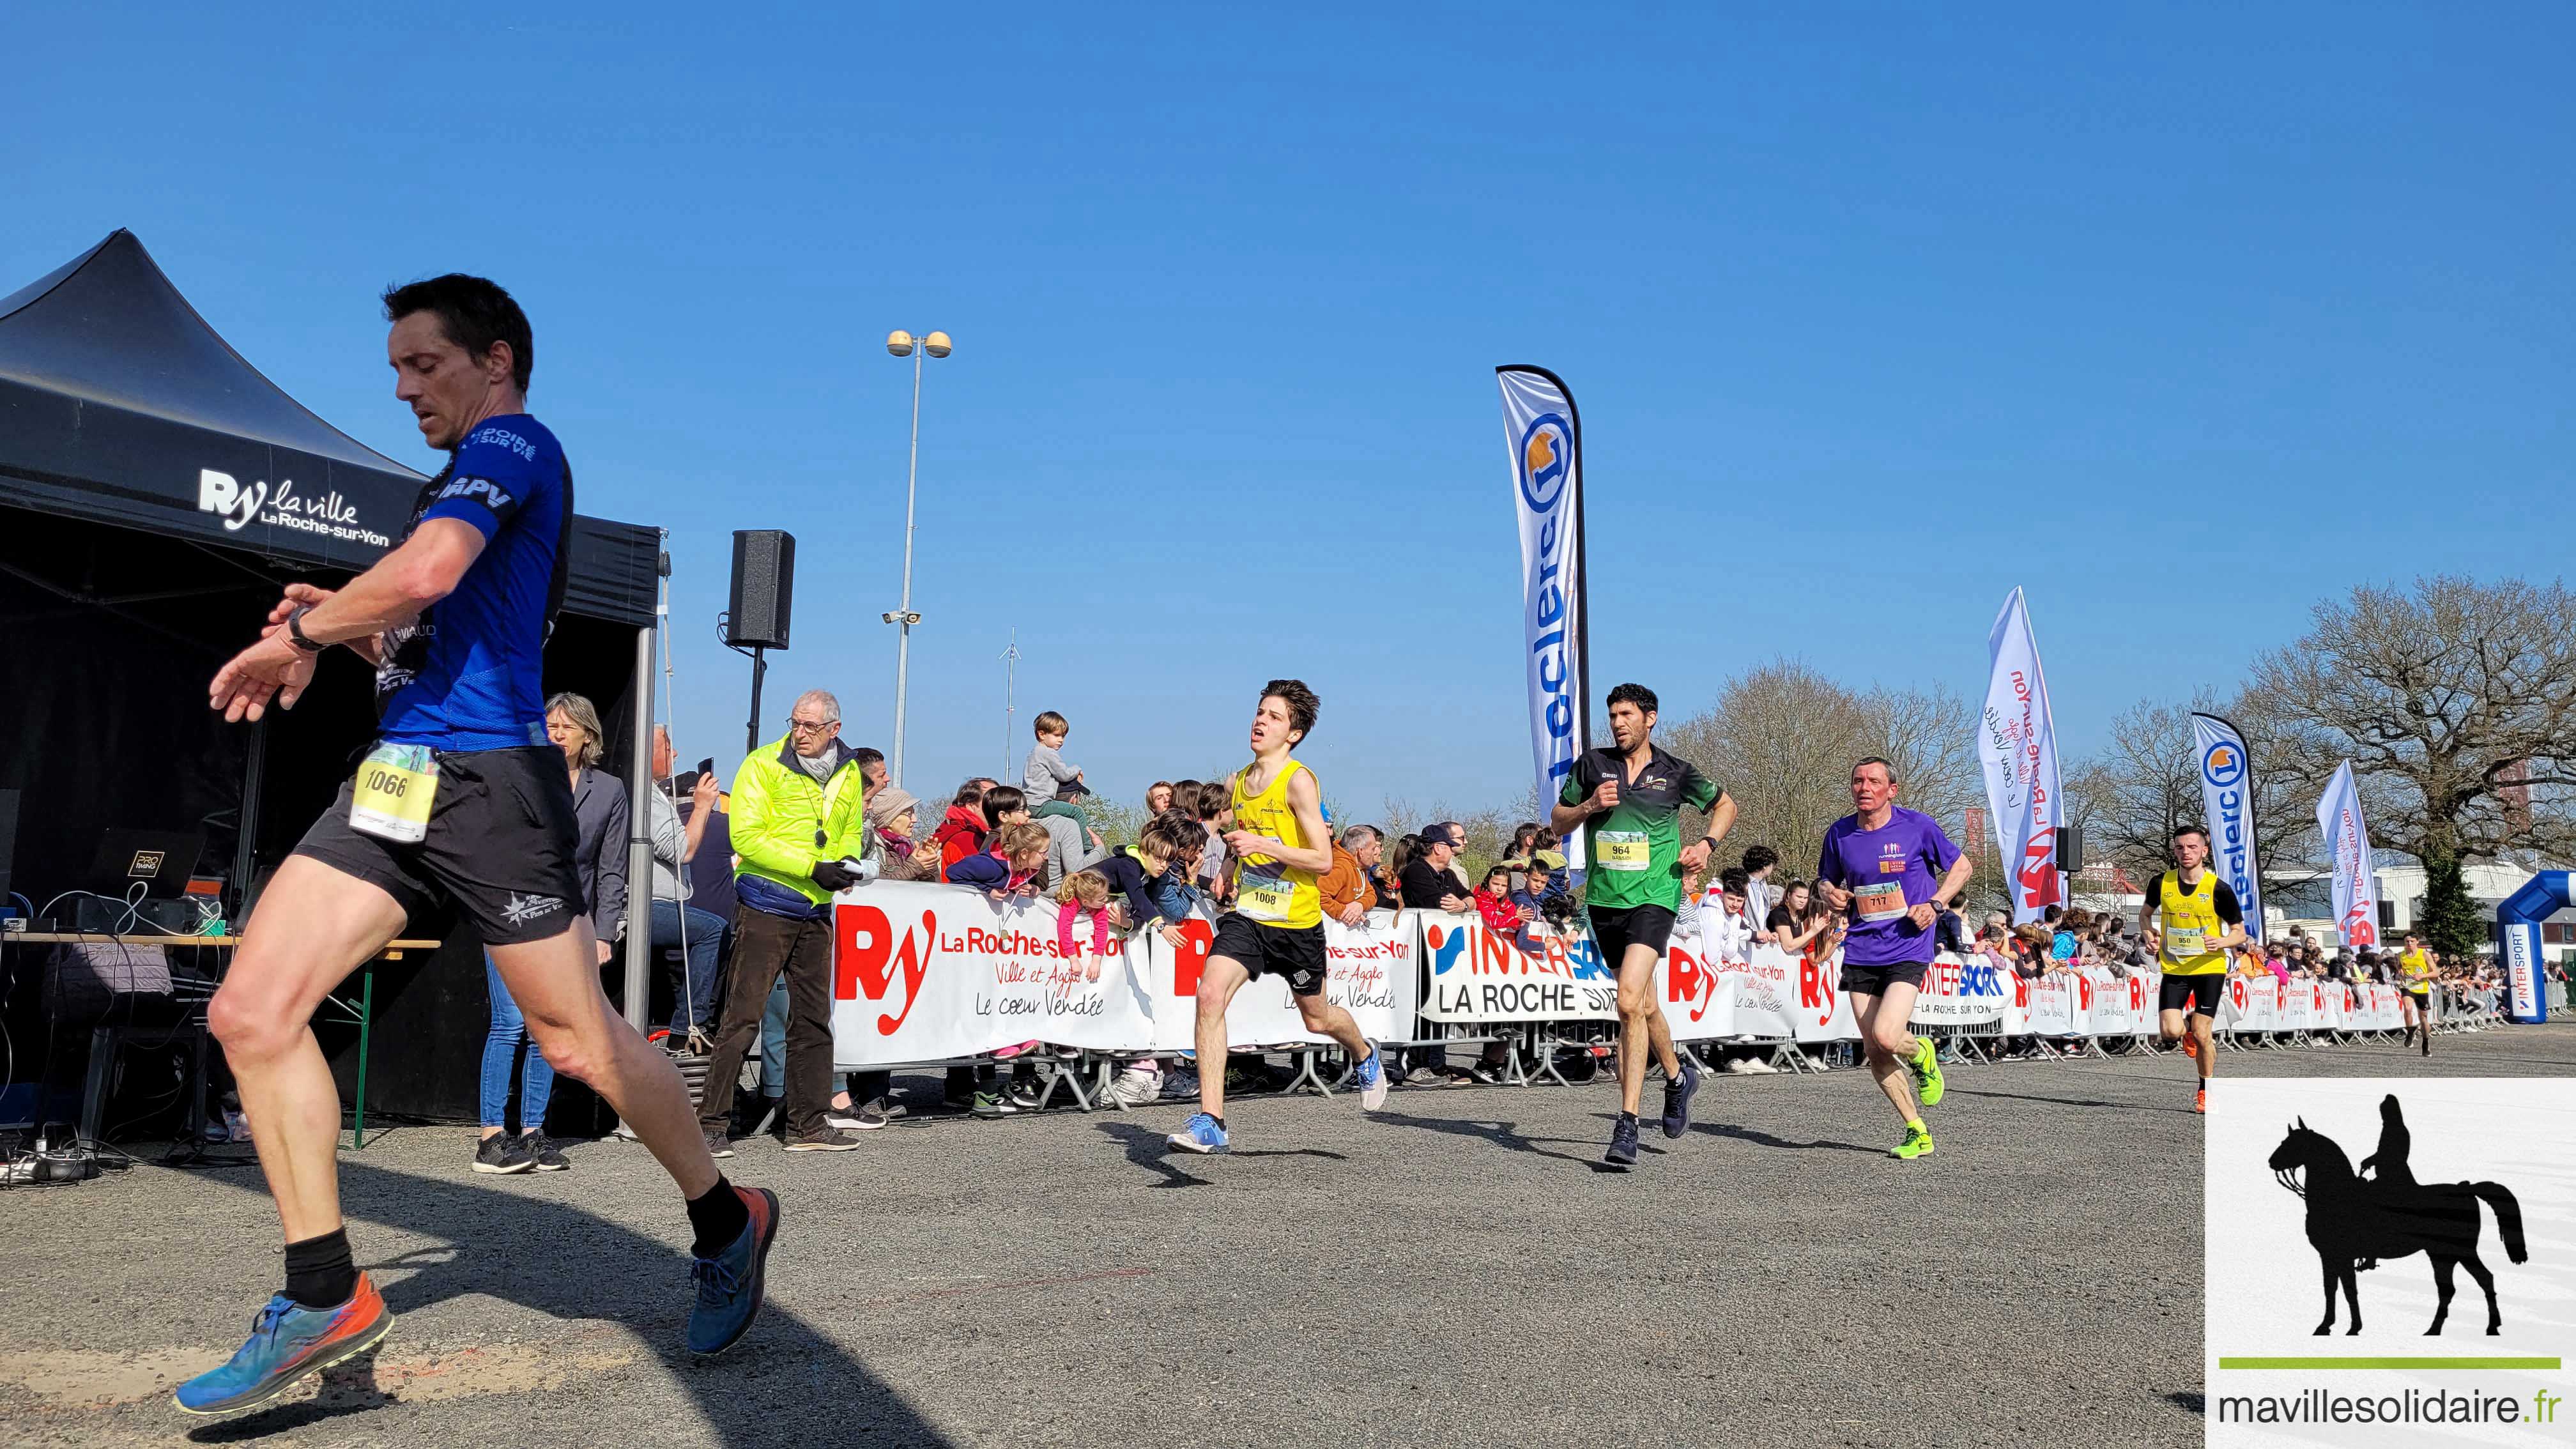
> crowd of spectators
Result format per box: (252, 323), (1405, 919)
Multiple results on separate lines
(473, 693), (2534, 1169)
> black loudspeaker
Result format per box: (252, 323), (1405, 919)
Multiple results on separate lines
(2057, 823), (2085, 873)
(726, 530), (796, 650)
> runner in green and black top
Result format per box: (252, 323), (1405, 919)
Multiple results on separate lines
(1551, 682), (1736, 1169)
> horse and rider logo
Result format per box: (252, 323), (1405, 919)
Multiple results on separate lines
(2266, 1094), (2528, 1337)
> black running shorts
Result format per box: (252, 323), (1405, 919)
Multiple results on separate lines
(1588, 903), (1675, 969)
(1839, 959), (1931, 995)
(1211, 912), (1327, 997)
(2159, 972), (2223, 1018)
(292, 745), (586, 947)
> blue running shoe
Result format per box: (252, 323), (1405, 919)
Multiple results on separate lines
(686, 1184), (781, 1356)
(1660, 1054), (1700, 1139)
(1354, 1045), (1388, 1112)
(173, 1273), (390, 1416)
(1166, 1112), (1230, 1154)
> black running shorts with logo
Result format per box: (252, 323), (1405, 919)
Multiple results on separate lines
(1839, 959), (1931, 995)
(2159, 972), (2223, 1018)
(291, 745), (585, 947)
(1211, 913), (1328, 997)
(1588, 903), (1676, 967)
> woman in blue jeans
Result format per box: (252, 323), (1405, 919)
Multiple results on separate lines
(477, 954), (563, 1171)
(477, 693), (627, 1174)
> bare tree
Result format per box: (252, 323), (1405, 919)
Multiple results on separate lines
(1655, 659), (1979, 891)
(2246, 575), (2576, 866)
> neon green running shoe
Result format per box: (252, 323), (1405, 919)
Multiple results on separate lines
(1908, 1036), (1944, 1107)
(1890, 1122), (1935, 1160)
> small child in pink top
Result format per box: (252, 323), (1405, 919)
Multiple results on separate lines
(1055, 870), (1116, 981)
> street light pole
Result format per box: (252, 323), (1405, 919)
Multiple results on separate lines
(882, 328), (950, 788)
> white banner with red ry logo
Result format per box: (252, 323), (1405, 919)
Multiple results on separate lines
(1657, 939), (1800, 1041)
(829, 884), (1156, 1067)
(1128, 908), (1419, 1052)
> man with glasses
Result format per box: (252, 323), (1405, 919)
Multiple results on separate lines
(695, 690), (872, 1155)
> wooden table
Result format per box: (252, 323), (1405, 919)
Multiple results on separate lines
(2, 931), (442, 1149)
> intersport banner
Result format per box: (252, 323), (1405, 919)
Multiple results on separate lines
(1497, 365), (1589, 867)
(2315, 760), (2381, 949)
(1978, 587), (2066, 924)
(1420, 917), (1618, 1025)
(2188, 712), (2264, 940)
(1912, 954), (2012, 1028)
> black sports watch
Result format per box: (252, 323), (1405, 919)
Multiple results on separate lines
(286, 605), (327, 654)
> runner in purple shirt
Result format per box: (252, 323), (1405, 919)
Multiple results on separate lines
(1813, 757), (1975, 1161)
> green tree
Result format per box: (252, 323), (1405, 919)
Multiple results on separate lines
(2417, 848), (2487, 962)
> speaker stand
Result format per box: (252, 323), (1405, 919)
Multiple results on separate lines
(743, 645), (767, 753)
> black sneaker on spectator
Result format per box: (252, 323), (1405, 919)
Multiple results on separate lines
(785, 1127), (865, 1152)
(971, 1091), (1019, 1119)
(703, 1131), (734, 1160)
(521, 1133), (570, 1171)
(1465, 1062), (1503, 1086)
(1008, 1082), (1045, 1110)
(851, 1097), (902, 1130)
(473, 1133), (535, 1174)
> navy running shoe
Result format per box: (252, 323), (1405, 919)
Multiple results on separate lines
(1660, 1055), (1700, 1140)
(686, 1185), (781, 1356)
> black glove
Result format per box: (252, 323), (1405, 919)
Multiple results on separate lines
(811, 858), (860, 892)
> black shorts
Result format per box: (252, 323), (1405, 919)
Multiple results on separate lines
(292, 745), (586, 947)
(1588, 903), (1675, 968)
(1839, 959), (1931, 995)
(1211, 913), (1328, 997)
(2159, 972), (2223, 1018)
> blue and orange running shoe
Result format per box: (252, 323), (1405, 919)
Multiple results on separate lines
(173, 1273), (390, 1416)
(687, 1184), (782, 1356)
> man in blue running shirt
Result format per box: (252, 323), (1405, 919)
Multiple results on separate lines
(185, 277), (778, 1417)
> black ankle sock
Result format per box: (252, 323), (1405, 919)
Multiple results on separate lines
(283, 1228), (358, 1309)
(687, 1177), (751, 1258)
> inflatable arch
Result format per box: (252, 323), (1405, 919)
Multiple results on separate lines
(2496, 870), (2571, 1025)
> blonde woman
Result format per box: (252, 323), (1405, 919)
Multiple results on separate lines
(475, 693), (627, 1175)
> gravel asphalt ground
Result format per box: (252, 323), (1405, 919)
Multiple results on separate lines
(6, 1022), (2572, 1448)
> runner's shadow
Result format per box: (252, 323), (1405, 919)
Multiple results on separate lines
(1372, 1110), (1606, 1169)
(180, 1159), (950, 1447)
(1098, 1119), (1213, 1188)
(1692, 1123), (1879, 1156)
(1952, 1087), (2191, 1115)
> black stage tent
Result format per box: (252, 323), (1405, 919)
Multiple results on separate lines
(0, 231), (666, 1127)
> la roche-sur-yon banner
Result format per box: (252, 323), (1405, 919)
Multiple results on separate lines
(2191, 712), (2266, 942)
(1978, 586), (2066, 924)
(1497, 364), (1590, 868)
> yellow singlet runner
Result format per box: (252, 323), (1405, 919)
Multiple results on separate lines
(1228, 760), (1322, 931)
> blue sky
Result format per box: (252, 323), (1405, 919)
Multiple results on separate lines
(9, 6), (2568, 815)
